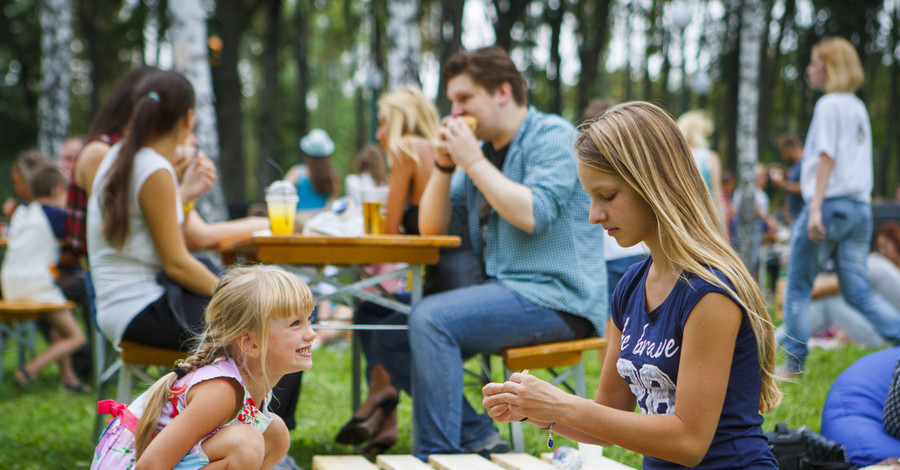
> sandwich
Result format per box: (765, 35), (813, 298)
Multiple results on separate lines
(460, 114), (478, 132)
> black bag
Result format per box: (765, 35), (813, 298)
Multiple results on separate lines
(766, 423), (856, 470)
(767, 423), (803, 470)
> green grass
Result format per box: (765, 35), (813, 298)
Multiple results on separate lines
(0, 336), (880, 469)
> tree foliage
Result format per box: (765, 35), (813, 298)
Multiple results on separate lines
(2, 0), (899, 208)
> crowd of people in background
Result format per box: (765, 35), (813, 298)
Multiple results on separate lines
(2, 35), (900, 469)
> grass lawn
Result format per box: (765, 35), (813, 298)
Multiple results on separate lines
(0, 333), (880, 469)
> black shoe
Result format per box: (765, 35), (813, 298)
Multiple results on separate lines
(335, 396), (399, 445)
(359, 437), (398, 462)
(472, 433), (511, 458)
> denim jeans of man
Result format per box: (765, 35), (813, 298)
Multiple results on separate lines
(371, 281), (594, 460)
(781, 198), (900, 373)
(606, 254), (647, 302)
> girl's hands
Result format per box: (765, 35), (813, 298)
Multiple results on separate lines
(482, 372), (569, 423)
(180, 152), (217, 204)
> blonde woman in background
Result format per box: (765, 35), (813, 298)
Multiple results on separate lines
(678, 110), (726, 231)
(376, 87), (442, 235)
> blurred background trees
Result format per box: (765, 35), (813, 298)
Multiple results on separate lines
(1, 0), (899, 218)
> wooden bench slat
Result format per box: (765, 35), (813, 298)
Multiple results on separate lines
(0, 300), (74, 319)
(313, 455), (380, 470)
(504, 338), (607, 359)
(502, 338), (607, 371)
(490, 453), (554, 470)
(428, 454), (506, 470)
(540, 452), (637, 469)
(118, 341), (186, 366)
(376, 455), (435, 470)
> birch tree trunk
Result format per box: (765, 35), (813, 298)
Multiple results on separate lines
(735, 0), (763, 270)
(38, 0), (72, 159)
(169, 0), (228, 222)
(386, 0), (421, 89)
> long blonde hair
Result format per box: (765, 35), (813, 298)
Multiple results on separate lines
(676, 110), (713, 149)
(576, 102), (781, 413)
(133, 265), (315, 459)
(377, 87), (440, 166)
(813, 36), (864, 93)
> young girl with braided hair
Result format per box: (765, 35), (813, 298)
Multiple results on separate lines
(92, 265), (316, 469)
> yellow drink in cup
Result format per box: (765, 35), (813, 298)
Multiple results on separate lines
(266, 181), (299, 236)
(362, 187), (389, 235)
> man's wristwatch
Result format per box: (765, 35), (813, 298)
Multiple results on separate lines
(434, 158), (457, 174)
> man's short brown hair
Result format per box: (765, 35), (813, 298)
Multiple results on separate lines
(442, 46), (527, 106)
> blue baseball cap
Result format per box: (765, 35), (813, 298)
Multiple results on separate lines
(299, 129), (335, 157)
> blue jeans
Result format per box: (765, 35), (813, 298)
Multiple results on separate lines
(371, 281), (594, 460)
(781, 198), (900, 373)
(606, 254), (647, 302)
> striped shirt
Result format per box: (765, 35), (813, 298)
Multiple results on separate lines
(448, 107), (608, 334)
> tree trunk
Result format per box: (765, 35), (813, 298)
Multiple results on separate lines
(576, 0), (614, 115)
(546, 0), (564, 115)
(755, 0), (773, 161)
(38, 0), (72, 159)
(212, 0), (254, 207)
(642, 0), (661, 101)
(256, 0), (282, 192)
(624, 0), (634, 101)
(170, 0), (228, 222)
(735, 0), (764, 269)
(436, 0), (464, 115)
(491, 0), (529, 52)
(294, 0), (309, 142)
(386, 0), (421, 89)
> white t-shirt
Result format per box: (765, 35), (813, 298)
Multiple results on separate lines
(603, 231), (649, 261)
(87, 145), (183, 346)
(0, 202), (66, 303)
(801, 93), (873, 203)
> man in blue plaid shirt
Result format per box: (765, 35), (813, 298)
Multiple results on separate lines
(372, 46), (607, 461)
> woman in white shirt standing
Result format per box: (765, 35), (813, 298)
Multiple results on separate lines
(87, 70), (218, 352)
(779, 37), (900, 377)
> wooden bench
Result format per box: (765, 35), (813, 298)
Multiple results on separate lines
(314, 452), (636, 470)
(0, 299), (74, 382)
(490, 337), (608, 452)
(93, 340), (186, 439)
(540, 451), (637, 469)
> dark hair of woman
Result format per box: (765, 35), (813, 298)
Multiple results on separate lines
(100, 70), (194, 248)
(305, 154), (339, 197)
(87, 65), (160, 142)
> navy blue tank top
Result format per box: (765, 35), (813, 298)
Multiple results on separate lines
(611, 257), (777, 469)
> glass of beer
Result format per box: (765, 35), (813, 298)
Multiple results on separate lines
(266, 180), (299, 236)
(362, 187), (389, 235)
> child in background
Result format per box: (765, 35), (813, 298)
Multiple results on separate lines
(483, 102), (780, 468)
(1, 163), (88, 391)
(3, 149), (54, 219)
(92, 265), (317, 469)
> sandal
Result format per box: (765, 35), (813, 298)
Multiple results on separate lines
(14, 367), (33, 387)
(63, 381), (92, 394)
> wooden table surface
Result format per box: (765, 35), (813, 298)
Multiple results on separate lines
(217, 234), (461, 266)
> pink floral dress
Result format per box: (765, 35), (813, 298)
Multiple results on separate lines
(91, 358), (273, 469)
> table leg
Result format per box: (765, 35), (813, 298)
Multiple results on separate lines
(352, 330), (361, 412)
